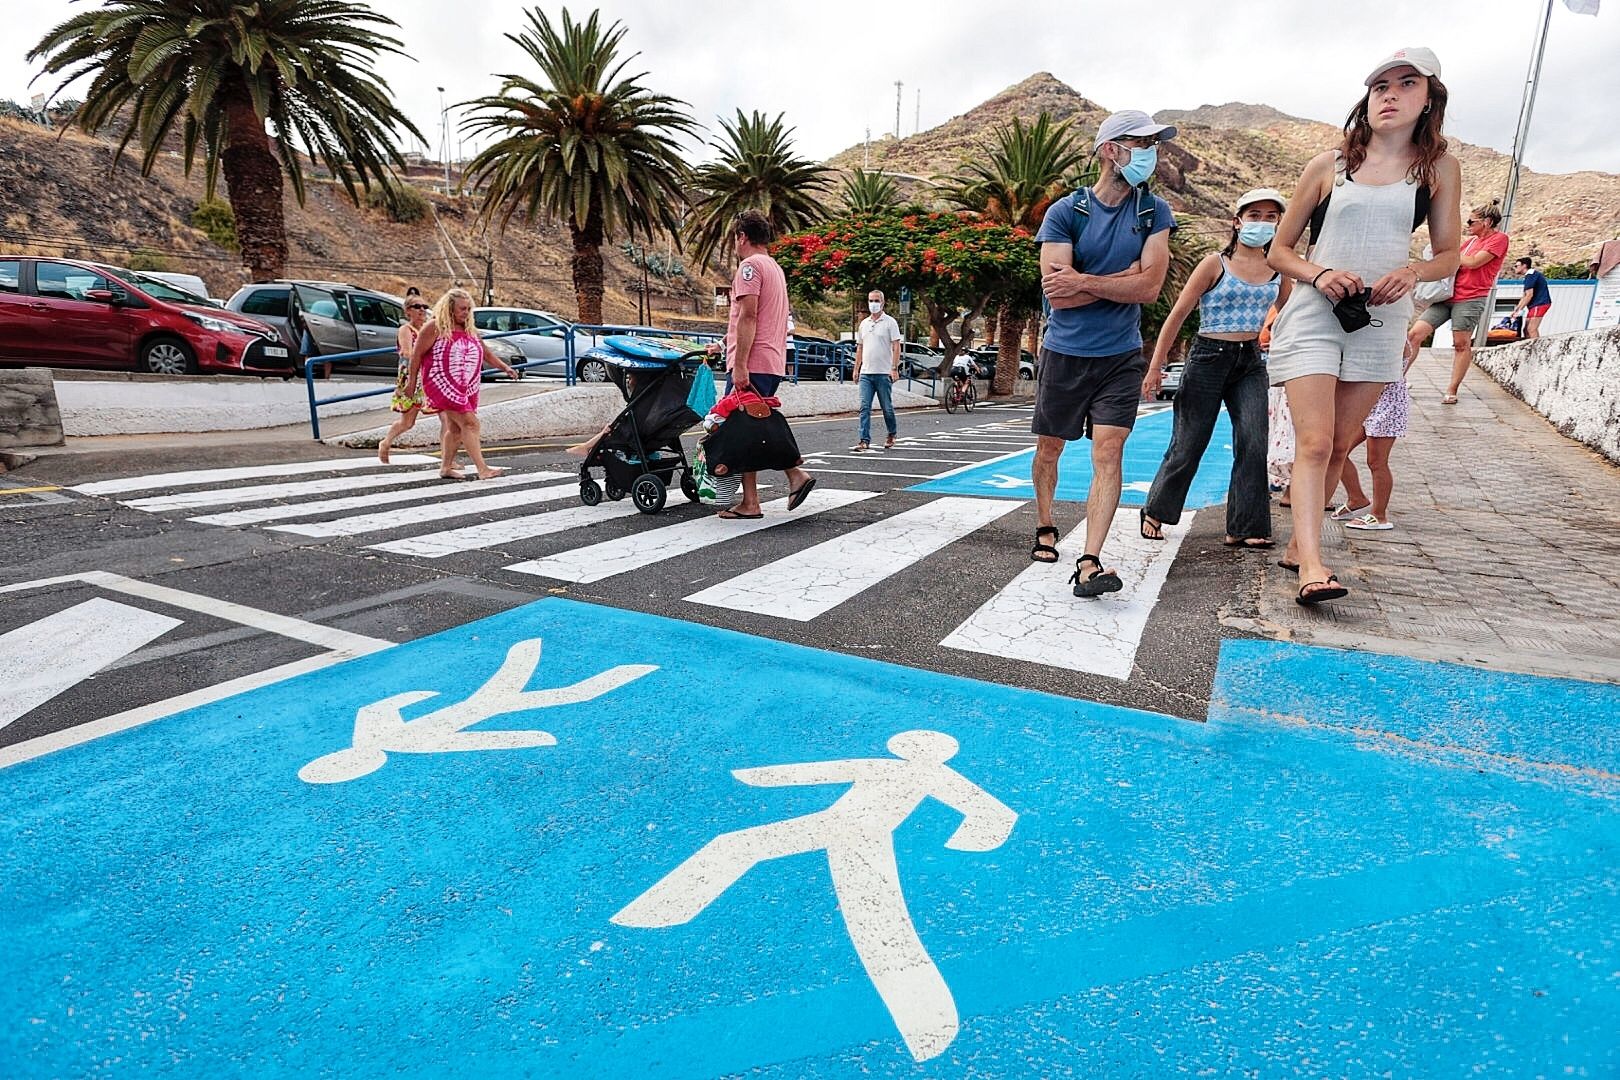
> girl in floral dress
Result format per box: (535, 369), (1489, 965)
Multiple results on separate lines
(378, 287), (432, 464)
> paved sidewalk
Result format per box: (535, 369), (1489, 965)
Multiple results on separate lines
(1253, 348), (1620, 683)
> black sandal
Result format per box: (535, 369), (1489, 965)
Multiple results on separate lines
(1296, 574), (1349, 605)
(1031, 525), (1060, 563)
(1069, 554), (1123, 598)
(1139, 509), (1165, 541)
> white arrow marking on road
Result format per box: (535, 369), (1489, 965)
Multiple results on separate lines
(298, 638), (656, 784)
(612, 730), (1016, 1063)
(1122, 480), (1152, 493)
(980, 474), (1032, 489)
(0, 599), (181, 729)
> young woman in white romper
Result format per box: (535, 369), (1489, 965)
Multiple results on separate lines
(1265, 47), (1462, 605)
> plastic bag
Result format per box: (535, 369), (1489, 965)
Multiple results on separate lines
(686, 363), (718, 418)
(692, 447), (740, 506)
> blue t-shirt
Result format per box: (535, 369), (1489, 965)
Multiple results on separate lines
(1035, 188), (1176, 357)
(1522, 269), (1551, 308)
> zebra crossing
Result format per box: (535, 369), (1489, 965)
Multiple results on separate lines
(69, 442), (1192, 681)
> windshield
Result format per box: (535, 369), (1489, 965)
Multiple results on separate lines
(116, 269), (209, 305)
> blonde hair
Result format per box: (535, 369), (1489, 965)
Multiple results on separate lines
(430, 287), (476, 335)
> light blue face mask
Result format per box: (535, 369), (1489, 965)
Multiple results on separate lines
(1238, 221), (1277, 247)
(1117, 144), (1158, 187)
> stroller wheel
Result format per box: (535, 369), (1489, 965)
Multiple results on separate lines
(679, 471), (700, 503)
(631, 473), (667, 515)
(579, 477), (602, 506)
(604, 480), (626, 501)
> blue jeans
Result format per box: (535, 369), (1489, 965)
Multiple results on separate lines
(1145, 337), (1271, 539)
(857, 374), (897, 443)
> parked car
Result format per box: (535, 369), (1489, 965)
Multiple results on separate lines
(142, 271), (215, 303)
(572, 324), (694, 383)
(899, 342), (945, 379)
(1156, 363), (1184, 401)
(966, 345), (1037, 382)
(788, 335), (855, 381)
(227, 282), (523, 376)
(473, 306), (575, 375)
(0, 256), (290, 376)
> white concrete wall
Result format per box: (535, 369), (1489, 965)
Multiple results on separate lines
(54, 379), (387, 436)
(1474, 327), (1620, 465)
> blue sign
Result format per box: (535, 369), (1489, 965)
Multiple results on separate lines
(911, 408), (1235, 508)
(2, 600), (1615, 1076)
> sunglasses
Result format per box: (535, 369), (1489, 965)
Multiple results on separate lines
(408, 303), (428, 310)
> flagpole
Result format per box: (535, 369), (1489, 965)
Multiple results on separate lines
(1476, 0), (1556, 346)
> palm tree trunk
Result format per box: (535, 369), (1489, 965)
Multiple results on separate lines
(992, 309), (1023, 398)
(570, 217), (605, 324)
(219, 76), (287, 282)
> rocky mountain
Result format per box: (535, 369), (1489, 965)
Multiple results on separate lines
(827, 73), (1620, 265)
(0, 116), (711, 322)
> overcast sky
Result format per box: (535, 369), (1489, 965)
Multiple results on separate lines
(5, 0), (1616, 176)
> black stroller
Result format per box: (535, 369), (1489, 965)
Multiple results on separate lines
(577, 337), (708, 514)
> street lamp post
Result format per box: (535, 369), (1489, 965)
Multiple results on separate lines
(437, 86), (450, 194)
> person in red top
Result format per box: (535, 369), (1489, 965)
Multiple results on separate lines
(1405, 201), (1508, 403)
(704, 209), (815, 520)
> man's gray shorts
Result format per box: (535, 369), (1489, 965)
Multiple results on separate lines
(1031, 347), (1146, 441)
(1417, 297), (1489, 333)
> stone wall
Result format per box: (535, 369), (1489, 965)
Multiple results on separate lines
(0, 368), (65, 448)
(1474, 328), (1620, 465)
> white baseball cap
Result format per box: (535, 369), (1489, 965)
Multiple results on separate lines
(1094, 110), (1177, 150)
(1364, 47), (1442, 86)
(1235, 188), (1288, 214)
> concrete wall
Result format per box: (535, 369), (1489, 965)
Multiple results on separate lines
(53, 378), (387, 436)
(0, 368), (65, 448)
(1474, 327), (1620, 465)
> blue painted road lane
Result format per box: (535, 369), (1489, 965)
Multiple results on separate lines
(2, 600), (1616, 1076)
(910, 407), (1235, 508)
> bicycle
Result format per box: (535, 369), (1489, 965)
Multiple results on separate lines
(942, 364), (977, 413)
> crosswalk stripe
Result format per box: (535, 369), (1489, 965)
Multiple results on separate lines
(369, 501), (642, 557)
(920, 446), (1035, 483)
(794, 467), (937, 479)
(127, 468), (448, 512)
(940, 507), (1194, 679)
(268, 482), (579, 538)
(72, 456), (437, 496)
(506, 489), (882, 583)
(685, 495), (1024, 622)
(190, 471), (568, 526)
(0, 599), (182, 728)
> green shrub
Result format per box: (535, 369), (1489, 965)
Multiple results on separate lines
(191, 199), (238, 251)
(126, 252), (171, 272)
(366, 180), (430, 224)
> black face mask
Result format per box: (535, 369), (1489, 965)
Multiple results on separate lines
(1331, 289), (1383, 334)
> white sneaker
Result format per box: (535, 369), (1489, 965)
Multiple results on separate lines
(1343, 513), (1394, 531)
(1330, 502), (1371, 521)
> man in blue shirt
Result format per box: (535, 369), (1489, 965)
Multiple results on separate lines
(1032, 110), (1177, 597)
(1508, 256), (1553, 339)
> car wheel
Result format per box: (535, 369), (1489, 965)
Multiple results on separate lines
(1019, 367), (1034, 380)
(822, 366), (842, 382)
(577, 358), (609, 383)
(140, 336), (198, 376)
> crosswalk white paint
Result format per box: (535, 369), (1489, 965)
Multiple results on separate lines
(369, 501), (643, 558)
(0, 599), (181, 728)
(126, 468), (449, 513)
(72, 456), (437, 496)
(268, 482), (579, 538)
(190, 471), (568, 526)
(685, 495), (1024, 622)
(506, 489), (882, 583)
(940, 507), (1194, 680)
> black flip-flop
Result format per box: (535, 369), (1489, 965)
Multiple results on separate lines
(1296, 575), (1349, 605)
(1069, 554), (1122, 598)
(1140, 509), (1166, 541)
(717, 508), (763, 520)
(1224, 537), (1276, 549)
(787, 477), (817, 511)
(1031, 525), (1060, 563)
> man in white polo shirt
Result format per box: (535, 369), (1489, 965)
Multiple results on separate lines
(851, 289), (903, 451)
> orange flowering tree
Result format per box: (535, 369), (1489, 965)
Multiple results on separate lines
(773, 210), (1041, 364)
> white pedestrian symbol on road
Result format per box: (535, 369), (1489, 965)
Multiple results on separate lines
(612, 729), (1017, 1062)
(298, 638), (656, 784)
(980, 473), (1031, 490)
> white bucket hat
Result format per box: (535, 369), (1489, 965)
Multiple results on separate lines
(1364, 47), (1442, 86)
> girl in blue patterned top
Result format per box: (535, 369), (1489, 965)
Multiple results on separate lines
(1140, 189), (1292, 548)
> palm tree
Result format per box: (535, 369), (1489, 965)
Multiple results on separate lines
(685, 110), (833, 270)
(461, 8), (696, 324)
(942, 113), (1088, 396)
(30, 0), (423, 282)
(841, 168), (901, 214)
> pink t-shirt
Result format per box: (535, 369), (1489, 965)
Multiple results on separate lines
(724, 252), (788, 376)
(1453, 231), (1510, 302)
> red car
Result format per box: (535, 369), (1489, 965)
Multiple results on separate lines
(0, 256), (293, 376)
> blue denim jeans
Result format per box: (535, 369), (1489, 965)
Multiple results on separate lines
(1145, 337), (1271, 540)
(857, 374), (897, 443)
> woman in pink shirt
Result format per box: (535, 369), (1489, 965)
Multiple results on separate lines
(1405, 201), (1508, 403)
(407, 287), (519, 480)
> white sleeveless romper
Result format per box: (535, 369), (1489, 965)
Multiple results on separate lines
(1268, 157), (1417, 385)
